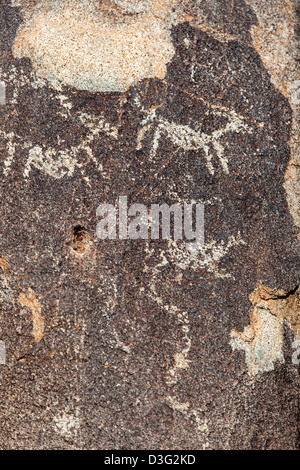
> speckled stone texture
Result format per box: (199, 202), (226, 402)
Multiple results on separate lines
(0, 0), (299, 449)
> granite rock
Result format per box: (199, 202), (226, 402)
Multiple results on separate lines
(0, 0), (299, 449)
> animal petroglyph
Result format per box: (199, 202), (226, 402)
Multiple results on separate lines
(136, 104), (253, 175)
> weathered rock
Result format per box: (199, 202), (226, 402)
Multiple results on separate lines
(0, 0), (299, 449)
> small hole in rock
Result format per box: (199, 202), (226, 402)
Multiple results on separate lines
(68, 225), (89, 254)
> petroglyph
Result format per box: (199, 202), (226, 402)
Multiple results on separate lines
(166, 307), (191, 385)
(53, 412), (80, 438)
(166, 396), (209, 447)
(167, 234), (247, 279)
(0, 107), (118, 179)
(136, 103), (253, 175)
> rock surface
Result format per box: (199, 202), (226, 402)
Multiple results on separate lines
(0, 0), (299, 449)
